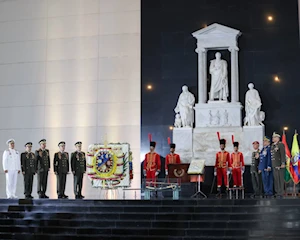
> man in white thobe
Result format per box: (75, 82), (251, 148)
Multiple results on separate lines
(2, 139), (21, 199)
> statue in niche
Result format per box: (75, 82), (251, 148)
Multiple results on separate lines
(209, 52), (229, 101)
(174, 85), (195, 128)
(174, 113), (182, 128)
(244, 83), (265, 126)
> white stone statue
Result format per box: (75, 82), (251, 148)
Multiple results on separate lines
(174, 113), (182, 128)
(209, 52), (229, 101)
(244, 83), (265, 126)
(174, 85), (195, 128)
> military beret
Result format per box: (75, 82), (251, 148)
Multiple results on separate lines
(75, 141), (82, 146)
(39, 139), (46, 144)
(24, 142), (32, 147)
(6, 139), (15, 145)
(58, 141), (66, 147)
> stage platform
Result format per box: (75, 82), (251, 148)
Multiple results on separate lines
(0, 198), (299, 239)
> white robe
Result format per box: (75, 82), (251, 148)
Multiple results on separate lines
(209, 59), (229, 100)
(245, 89), (262, 126)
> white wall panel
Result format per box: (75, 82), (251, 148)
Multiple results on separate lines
(0, 84), (45, 107)
(44, 104), (97, 128)
(46, 59), (98, 83)
(98, 33), (140, 57)
(48, 0), (99, 17)
(0, 0), (47, 22)
(0, 19), (47, 43)
(0, 106), (44, 129)
(48, 14), (98, 39)
(99, 0), (140, 13)
(0, 40), (46, 64)
(45, 81), (97, 105)
(99, 11), (140, 35)
(98, 79), (140, 103)
(47, 37), (98, 61)
(0, 62), (46, 85)
(97, 102), (140, 126)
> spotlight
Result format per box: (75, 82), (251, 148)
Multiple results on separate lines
(283, 127), (288, 131)
(274, 76), (280, 82)
(267, 16), (273, 21)
(169, 126), (174, 130)
(147, 85), (152, 90)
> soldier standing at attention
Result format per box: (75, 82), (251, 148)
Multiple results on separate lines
(35, 139), (50, 199)
(230, 141), (245, 188)
(271, 132), (286, 198)
(214, 138), (231, 196)
(21, 142), (36, 199)
(165, 142), (181, 177)
(71, 142), (86, 199)
(3, 139), (21, 199)
(54, 141), (69, 199)
(250, 141), (263, 198)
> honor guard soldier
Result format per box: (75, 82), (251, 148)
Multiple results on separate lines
(250, 141), (263, 198)
(21, 142), (36, 199)
(214, 138), (231, 196)
(71, 142), (86, 199)
(230, 141), (245, 188)
(259, 136), (273, 198)
(54, 142), (69, 199)
(35, 139), (50, 199)
(2, 139), (21, 199)
(271, 132), (286, 198)
(165, 140), (181, 176)
(143, 141), (161, 182)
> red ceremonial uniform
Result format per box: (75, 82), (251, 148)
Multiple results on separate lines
(143, 152), (161, 182)
(165, 153), (181, 172)
(230, 152), (244, 187)
(215, 151), (230, 187)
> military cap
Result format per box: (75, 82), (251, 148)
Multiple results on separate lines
(150, 141), (156, 147)
(58, 141), (65, 147)
(24, 142), (32, 147)
(75, 141), (82, 146)
(6, 139), (15, 145)
(39, 139), (46, 144)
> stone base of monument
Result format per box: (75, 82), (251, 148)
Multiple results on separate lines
(173, 127), (193, 163)
(194, 102), (243, 128)
(173, 125), (265, 166)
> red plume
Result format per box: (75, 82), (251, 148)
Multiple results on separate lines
(148, 133), (152, 142)
(217, 132), (220, 141)
(167, 137), (171, 145)
(232, 135), (234, 144)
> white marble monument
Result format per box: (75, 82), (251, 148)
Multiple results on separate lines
(172, 23), (265, 165)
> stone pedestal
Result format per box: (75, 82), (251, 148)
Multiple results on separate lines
(173, 128), (193, 163)
(194, 102), (243, 128)
(193, 127), (243, 166)
(243, 125), (265, 164)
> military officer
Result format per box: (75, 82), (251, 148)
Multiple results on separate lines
(54, 141), (69, 199)
(21, 142), (36, 199)
(35, 139), (50, 199)
(2, 139), (21, 199)
(271, 132), (286, 198)
(71, 142), (86, 199)
(259, 136), (273, 198)
(165, 143), (181, 176)
(250, 141), (263, 198)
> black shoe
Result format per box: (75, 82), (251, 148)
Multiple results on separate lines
(25, 195), (31, 199)
(58, 195), (62, 199)
(75, 195), (80, 199)
(29, 195), (34, 199)
(63, 195), (68, 199)
(44, 195), (49, 199)
(39, 194), (44, 199)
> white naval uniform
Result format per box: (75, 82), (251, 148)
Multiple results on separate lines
(2, 148), (21, 198)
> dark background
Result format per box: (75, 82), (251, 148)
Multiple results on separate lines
(141, 0), (300, 195)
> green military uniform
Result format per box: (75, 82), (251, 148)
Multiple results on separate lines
(35, 139), (50, 198)
(21, 142), (36, 199)
(250, 147), (263, 197)
(271, 133), (286, 197)
(71, 145), (86, 199)
(54, 143), (69, 198)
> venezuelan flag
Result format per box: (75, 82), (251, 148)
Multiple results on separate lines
(290, 133), (300, 184)
(282, 132), (292, 183)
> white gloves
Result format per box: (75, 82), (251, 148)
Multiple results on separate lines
(214, 171), (217, 176)
(165, 170), (168, 176)
(155, 171), (159, 177)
